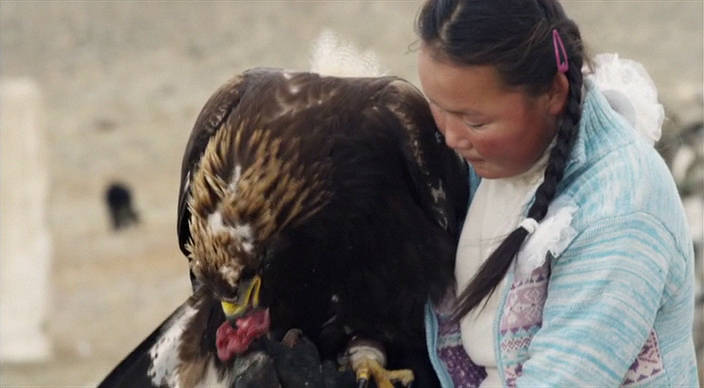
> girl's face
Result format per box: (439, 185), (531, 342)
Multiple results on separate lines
(417, 46), (567, 179)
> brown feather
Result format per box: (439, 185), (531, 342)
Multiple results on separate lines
(186, 89), (332, 290)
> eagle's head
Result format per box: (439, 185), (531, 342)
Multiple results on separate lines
(184, 115), (331, 360)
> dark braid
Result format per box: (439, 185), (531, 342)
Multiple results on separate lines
(417, 0), (585, 321)
(528, 64), (583, 222)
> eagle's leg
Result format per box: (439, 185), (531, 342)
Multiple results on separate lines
(349, 338), (414, 388)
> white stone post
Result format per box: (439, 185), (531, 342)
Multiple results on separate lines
(0, 79), (52, 361)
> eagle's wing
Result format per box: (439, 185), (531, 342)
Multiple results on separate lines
(97, 290), (278, 388)
(374, 79), (469, 304)
(98, 294), (207, 388)
(382, 79), (469, 238)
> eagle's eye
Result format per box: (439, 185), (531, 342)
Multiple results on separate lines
(217, 267), (255, 302)
(240, 267), (256, 280)
(219, 275), (262, 319)
(218, 287), (238, 303)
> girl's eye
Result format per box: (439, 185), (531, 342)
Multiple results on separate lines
(464, 121), (486, 129)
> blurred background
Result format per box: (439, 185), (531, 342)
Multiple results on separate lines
(0, 1), (701, 386)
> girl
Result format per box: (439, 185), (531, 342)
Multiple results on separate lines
(416, 0), (699, 387)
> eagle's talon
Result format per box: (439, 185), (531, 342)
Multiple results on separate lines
(386, 369), (414, 386)
(352, 357), (414, 388)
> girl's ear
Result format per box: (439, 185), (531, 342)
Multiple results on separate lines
(547, 72), (570, 116)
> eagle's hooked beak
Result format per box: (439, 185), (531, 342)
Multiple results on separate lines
(221, 275), (261, 318)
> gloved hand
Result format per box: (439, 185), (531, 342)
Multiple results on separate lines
(234, 331), (356, 388)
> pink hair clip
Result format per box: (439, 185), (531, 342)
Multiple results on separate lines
(552, 29), (569, 73)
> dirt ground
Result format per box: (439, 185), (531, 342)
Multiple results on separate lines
(0, 2), (701, 386)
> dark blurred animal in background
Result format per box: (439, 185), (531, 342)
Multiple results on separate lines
(99, 68), (468, 388)
(105, 182), (139, 230)
(657, 120), (704, 198)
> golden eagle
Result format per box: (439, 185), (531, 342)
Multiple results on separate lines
(100, 68), (468, 388)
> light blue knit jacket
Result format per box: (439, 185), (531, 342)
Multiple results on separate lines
(425, 80), (699, 387)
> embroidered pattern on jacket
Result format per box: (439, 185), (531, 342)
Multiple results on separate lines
(621, 329), (664, 386)
(499, 261), (550, 387)
(435, 292), (488, 387)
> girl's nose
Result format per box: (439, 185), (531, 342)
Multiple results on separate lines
(442, 116), (471, 150)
